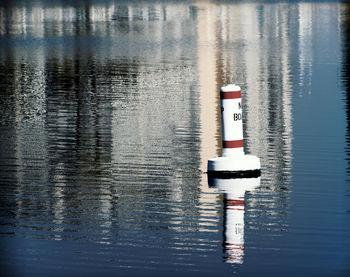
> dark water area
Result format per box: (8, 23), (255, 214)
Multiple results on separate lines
(0, 0), (349, 276)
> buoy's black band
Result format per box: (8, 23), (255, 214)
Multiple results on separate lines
(207, 169), (261, 179)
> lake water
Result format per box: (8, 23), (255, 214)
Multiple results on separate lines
(0, 0), (349, 276)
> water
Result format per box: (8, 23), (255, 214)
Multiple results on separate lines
(0, 0), (349, 276)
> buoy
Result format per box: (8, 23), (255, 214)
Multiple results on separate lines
(207, 84), (260, 177)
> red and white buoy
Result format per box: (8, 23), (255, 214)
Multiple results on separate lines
(207, 84), (260, 177)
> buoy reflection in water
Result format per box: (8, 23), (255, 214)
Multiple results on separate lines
(208, 176), (261, 264)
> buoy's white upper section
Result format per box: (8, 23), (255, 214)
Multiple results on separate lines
(220, 84), (244, 156)
(220, 84), (241, 92)
(207, 83), (261, 174)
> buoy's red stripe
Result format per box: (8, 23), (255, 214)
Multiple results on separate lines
(225, 243), (244, 247)
(226, 199), (245, 206)
(223, 140), (244, 148)
(220, 90), (241, 99)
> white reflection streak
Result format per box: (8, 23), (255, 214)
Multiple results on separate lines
(240, 4), (265, 157)
(298, 3), (313, 96)
(31, 7), (44, 38)
(8, 7), (26, 35)
(0, 8), (4, 35)
(45, 7), (63, 37)
(152, 4), (163, 43)
(197, 2), (221, 230)
(240, 4), (293, 185)
(281, 7), (293, 174)
(209, 177), (260, 264)
(52, 179), (65, 241)
(99, 186), (113, 244)
(13, 42), (48, 220)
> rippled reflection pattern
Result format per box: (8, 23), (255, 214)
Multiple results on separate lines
(343, 3), (350, 177)
(0, 1), (348, 276)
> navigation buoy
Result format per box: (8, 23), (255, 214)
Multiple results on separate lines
(207, 84), (260, 177)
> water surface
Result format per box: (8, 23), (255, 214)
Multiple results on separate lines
(0, 1), (349, 276)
